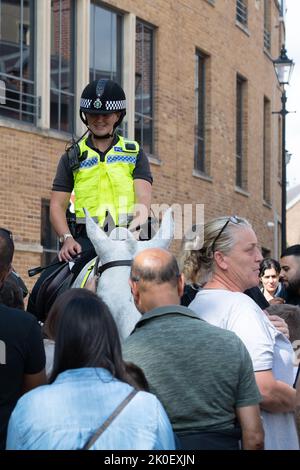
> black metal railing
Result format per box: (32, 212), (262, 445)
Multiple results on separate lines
(0, 72), (40, 124)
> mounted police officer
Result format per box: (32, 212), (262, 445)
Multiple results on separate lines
(27, 79), (153, 321)
(51, 78), (153, 262)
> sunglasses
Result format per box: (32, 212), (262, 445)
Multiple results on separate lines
(211, 216), (240, 253)
(0, 228), (13, 240)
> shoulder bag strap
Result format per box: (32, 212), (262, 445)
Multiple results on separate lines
(82, 389), (138, 450)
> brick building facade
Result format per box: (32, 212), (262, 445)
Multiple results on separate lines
(0, 0), (286, 290)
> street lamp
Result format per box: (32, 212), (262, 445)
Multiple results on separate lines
(285, 150), (292, 166)
(273, 45), (294, 253)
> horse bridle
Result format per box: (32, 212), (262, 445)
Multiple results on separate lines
(92, 224), (141, 278)
(96, 259), (132, 277)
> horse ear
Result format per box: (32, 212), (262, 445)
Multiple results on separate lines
(84, 208), (109, 243)
(101, 210), (116, 236)
(141, 207), (174, 250)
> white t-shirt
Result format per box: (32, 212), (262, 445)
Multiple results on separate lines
(189, 289), (299, 450)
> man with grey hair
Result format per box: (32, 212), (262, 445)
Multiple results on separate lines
(0, 228), (46, 449)
(123, 247), (264, 450)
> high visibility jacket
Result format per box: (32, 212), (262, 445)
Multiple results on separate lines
(73, 135), (138, 226)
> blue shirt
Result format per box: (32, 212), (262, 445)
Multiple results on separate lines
(6, 368), (175, 450)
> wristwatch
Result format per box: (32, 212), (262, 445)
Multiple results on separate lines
(59, 233), (73, 244)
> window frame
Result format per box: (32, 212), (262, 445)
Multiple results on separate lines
(50, 0), (76, 134)
(194, 50), (207, 174)
(135, 18), (155, 155)
(236, 74), (247, 189)
(0, 0), (37, 123)
(89, 1), (123, 85)
(263, 0), (271, 51)
(236, 0), (248, 27)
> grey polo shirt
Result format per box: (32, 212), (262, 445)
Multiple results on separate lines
(123, 304), (261, 434)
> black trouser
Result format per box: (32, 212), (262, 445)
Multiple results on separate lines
(176, 431), (241, 450)
(27, 232), (95, 321)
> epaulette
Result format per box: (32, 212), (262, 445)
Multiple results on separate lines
(124, 140), (138, 152)
(67, 144), (88, 171)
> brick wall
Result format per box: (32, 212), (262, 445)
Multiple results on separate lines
(0, 0), (283, 291)
(0, 124), (66, 289)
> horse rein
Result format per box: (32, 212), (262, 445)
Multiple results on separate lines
(96, 259), (132, 277)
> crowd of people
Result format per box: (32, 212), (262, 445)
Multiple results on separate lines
(1, 219), (300, 450)
(1, 79), (300, 451)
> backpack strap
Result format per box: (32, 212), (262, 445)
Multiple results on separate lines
(82, 389), (138, 450)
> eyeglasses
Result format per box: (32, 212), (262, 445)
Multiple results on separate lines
(0, 228), (13, 240)
(211, 216), (240, 253)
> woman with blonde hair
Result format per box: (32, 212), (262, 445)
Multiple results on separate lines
(186, 216), (298, 450)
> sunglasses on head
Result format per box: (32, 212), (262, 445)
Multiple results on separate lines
(0, 228), (13, 240)
(211, 216), (240, 253)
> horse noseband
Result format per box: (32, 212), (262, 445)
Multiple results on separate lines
(97, 260), (132, 277)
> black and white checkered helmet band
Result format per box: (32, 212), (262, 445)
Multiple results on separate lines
(80, 98), (126, 111)
(105, 99), (126, 111)
(80, 98), (92, 109)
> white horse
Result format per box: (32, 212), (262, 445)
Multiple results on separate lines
(73, 208), (174, 340)
(44, 208), (174, 375)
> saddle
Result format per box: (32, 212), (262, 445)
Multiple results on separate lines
(30, 250), (97, 323)
(28, 215), (158, 323)
(35, 262), (75, 323)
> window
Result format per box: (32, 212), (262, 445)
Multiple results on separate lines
(0, 0), (37, 123)
(194, 51), (207, 173)
(236, 0), (247, 26)
(279, 0), (286, 17)
(263, 97), (271, 203)
(41, 199), (59, 266)
(90, 2), (122, 83)
(135, 20), (155, 155)
(236, 75), (247, 189)
(50, 0), (75, 133)
(264, 0), (271, 51)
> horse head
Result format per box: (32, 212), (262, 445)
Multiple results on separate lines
(84, 208), (174, 340)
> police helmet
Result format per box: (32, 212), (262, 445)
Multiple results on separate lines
(80, 79), (126, 129)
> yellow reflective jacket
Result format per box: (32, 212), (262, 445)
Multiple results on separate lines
(73, 135), (138, 226)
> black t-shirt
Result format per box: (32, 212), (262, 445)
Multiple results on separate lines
(0, 304), (45, 449)
(52, 134), (153, 192)
(281, 288), (300, 307)
(244, 286), (270, 310)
